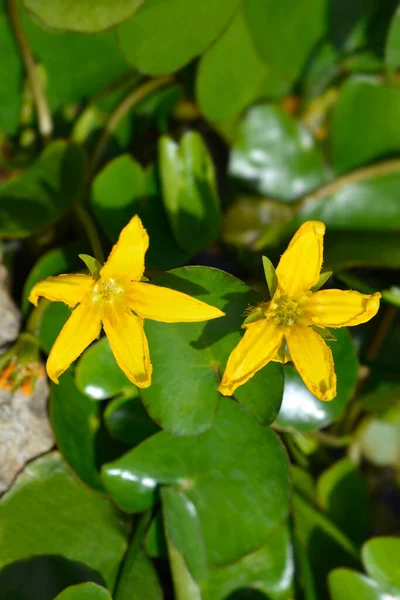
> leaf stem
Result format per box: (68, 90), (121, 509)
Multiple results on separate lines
(8, 0), (53, 143)
(295, 158), (400, 213)
(89, 75), (173, 178)
(74, 204), (105, 264)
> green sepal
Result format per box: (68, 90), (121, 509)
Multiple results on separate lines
(241, 307), (266, 328)
(262, 256), (278, 299)
(276, 337), (289, 363)
(141, 275), (150, 282)
(311, 271), (332, 292)
(312, 326), (337, 341)
(79, 254), (102, 279)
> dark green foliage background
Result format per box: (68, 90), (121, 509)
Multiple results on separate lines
(0, 0), (399, 599)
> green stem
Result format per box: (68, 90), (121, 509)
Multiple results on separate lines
(88, 75), (173, 178)
(74, 204), (105, 264)
(308, 430), (352, 448)
(8, 0), (53, 143)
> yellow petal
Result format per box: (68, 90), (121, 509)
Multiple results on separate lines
(28, 274), (93, 307)
(276, 221), (325, 297)
(46, 300), (101, 383)
(306, 289), (381, 328)
(103, 305), (152, 388)
(286, 325), (336, 401)
(218, 320), (283, 396)
(101, 215), (149, 282)
(128, 282), (225, 322)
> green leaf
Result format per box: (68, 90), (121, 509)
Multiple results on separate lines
(79, 254), (101, 279)
(332, 76), (400, 173)
(76, 337), (135, 401)
(22, 0), (145, 32)
(312, 326), (337, 341)
(117, 0), (241, 75)
(159, 132), (221, 254)
(144, 513), (168, 559)
(230, 105), (327, 202)
(362, 537), (400, 595)
(50, 372), (105, 492)
(293, 493), (359, 597)
(262, 255), (278, 298)
(0, 453), (128, 590)
(91, 155), (189, 270)
(55, 583), (112, 599)
(385, 7), (400, 78)
(162, 487), (208, 582)
(317, 458), (371, 547)
(329, 569), (390, 600)
(34, 301), (71, 354)
(200, 525), (294, 600)
(276, 328), (358, 432)
(22, 243), (82, 315)
(0, 14), (22, 135)
(140, 266), (283, 435)
(323, 230), (400, 270)
(196, 8), (270, 124)
(114, 542), (162, 600)
(0, 141), (86, 238)
(20, 8), (129, 107)
(311, 271), (333, 292)
(102, 398), (290, 570)
(105, 392), (160, 446)
(244, 0), (327, 89)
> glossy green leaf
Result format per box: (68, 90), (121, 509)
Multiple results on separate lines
(22, 0), (145, 32)
(362, 537), (400, 594)
(76, 337), (134, 401)
(117, 0), (241, 75)
(91, 155), (189, 270)
(229, 105), (327, 201)
(0, 453), (128, 590)
(102, 398), (290, 570)
(317, 458), (371, 546)
(276, 328), (358, 432)
(196, 8), (269, 124)
(0, 15), (22, 135)
(22, 244), (82, 315)
(21, 9), (129, 107)
(144, 513), (168, 559)
(50, 371), (105, 492)
(332, 76), (400, 173)
(158, 132), (221, 254)
(244, 0), (327, 89)
(329, 569), (390, 600)
(55, 583), (112, 599)
(386, 7), (400, 77)
(140, 266), (283, 435)
(0, 141), (86, 238)
(201, 525), (294, 600)
(162, 487), (207, 582)
(105, 392), (160, 446)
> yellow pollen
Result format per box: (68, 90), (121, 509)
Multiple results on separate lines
(267, 295), (300, 326)
(92, 278), (124, 304)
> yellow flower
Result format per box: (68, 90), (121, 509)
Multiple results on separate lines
(219, 221), (380, 401)
(29, 215), (224, 387)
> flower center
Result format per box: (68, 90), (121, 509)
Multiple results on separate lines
(267, 295), (300, 326)
(92, 278), (125, 304)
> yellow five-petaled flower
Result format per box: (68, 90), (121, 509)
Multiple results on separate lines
(219, 221), (381, 401)
(29, 215), (224, 387)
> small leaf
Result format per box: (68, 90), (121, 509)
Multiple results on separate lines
(79, 254), (101, 279)
(241, 307), (266, 328)
(362, 537), (400, 595)
(311, 271), (333, 292)
(55, 583), (112, 599)
(312, 326), (337, 341)
(262, 255), (278, 298)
